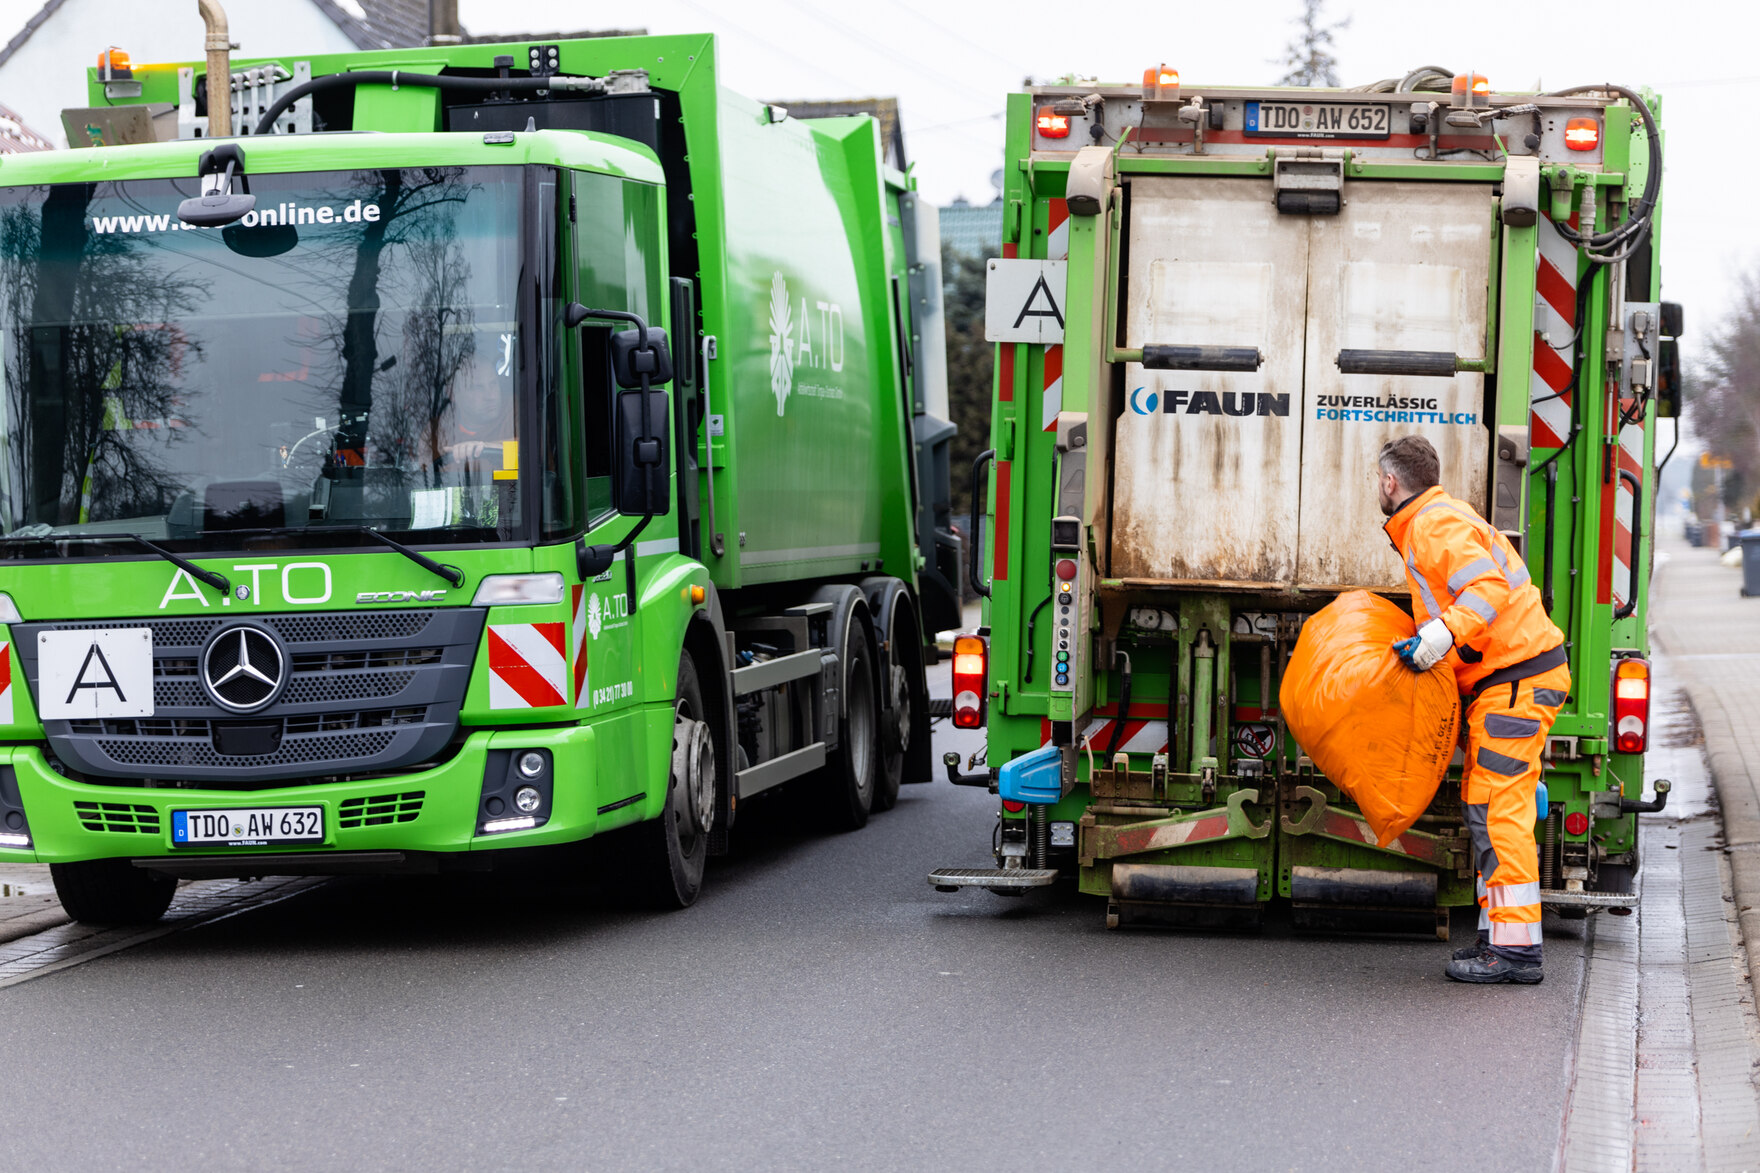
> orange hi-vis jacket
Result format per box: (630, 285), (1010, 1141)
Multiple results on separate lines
(1383, 486), (1564, 695)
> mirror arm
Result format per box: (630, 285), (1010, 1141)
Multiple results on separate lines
(575, 513), (652, 616)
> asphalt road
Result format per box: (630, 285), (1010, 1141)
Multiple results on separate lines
(0, 665), (1589, 1173)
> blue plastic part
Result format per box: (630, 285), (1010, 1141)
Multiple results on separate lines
(1535, 781), (1549, 822)
(998, 743), (1063, 805)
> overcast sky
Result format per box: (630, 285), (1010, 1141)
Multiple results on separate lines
(464, 0), (1760, 353)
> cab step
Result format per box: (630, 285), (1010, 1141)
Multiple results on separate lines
(929, 867), (1058, 893)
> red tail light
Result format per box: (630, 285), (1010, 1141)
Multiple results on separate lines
(1564, 117), (1601, 151)
(952, 635), (988, 729)
(1612, 658), (1650, 754)
(1035, 107), (1070, 139)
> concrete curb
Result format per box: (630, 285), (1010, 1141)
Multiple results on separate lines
(0, 906), (72, 946)
(1651, 557), (1760, 980)
(1674, 668), (1760, 971)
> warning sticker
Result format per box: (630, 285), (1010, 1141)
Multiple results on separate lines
(1232, 722), (1276, 759)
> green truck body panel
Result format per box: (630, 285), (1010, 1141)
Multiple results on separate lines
(958, 79), (1667, 929)
(0, 34), (957, 883)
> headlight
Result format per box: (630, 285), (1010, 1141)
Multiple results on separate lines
(471, 573), (564, 606)
(0, 592), (20, 624)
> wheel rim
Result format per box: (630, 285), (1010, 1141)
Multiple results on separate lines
(890, 663), (911, 755)
(673, 694), (707, 855)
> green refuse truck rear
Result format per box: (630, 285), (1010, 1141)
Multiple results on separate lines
(934, 68), (1677, 934)
(0, 34), (960, 922)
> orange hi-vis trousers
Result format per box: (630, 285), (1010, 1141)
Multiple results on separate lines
(1463, 662), (1571, 952)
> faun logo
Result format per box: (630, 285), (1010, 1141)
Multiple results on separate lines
(768, 271), (794, 416)
(587, 593), (604, 639)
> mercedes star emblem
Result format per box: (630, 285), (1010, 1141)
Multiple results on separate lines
(202, 626), (285, 712)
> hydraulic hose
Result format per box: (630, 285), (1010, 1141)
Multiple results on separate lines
(1104, 651), (1132, 759)
(252, 70), (606, 135)
(1543, 84), (1662, 263)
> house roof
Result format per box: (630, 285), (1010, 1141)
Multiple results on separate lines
(0, 0), (71, 71)
(0, 100), (54, 153)
(307, 0), (437, 51)
(0, 0), (447, 70)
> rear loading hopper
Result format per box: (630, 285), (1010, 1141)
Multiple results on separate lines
(934, 71), (1676, 933)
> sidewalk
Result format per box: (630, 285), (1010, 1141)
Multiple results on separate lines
(1651, 534), (1760, 968)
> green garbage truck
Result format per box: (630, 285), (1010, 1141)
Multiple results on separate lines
(0, 33), (960, 922)
(933, 66), (1676, 934)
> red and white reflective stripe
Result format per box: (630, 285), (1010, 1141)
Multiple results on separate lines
(1041, 344), (1064, 432)
(1046, 197), (1070, 262)
(1613, 401), (1644, 611)
(1041, 198), (1070, 433)
(1530, 218), (1578, 449)
(569, 585), (590, 708)
(1487, 880), (1541, 908)
(1039, 715), (1169, 755)
(1489, 920), (1544, 947)
(487, 622), (567, 709)
(0, 641), (11, 724)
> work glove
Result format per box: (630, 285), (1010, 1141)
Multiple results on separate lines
(1392, 618), (1454, 672)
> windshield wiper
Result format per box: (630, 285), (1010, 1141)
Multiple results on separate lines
(0, 532), (230, 594)
(214, 525), (465, 588)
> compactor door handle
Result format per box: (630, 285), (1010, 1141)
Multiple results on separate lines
(1615, 469), (1642, 620)
(969, 449), (995, 599)
(1134, 345), (1263, 372)
(1336, 349), (1487, 377)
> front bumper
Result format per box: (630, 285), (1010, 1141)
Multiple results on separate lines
(0, 724), (633, 867)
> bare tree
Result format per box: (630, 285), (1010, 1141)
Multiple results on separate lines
(1692, 269), (1760, 511)
(1275, 0), (1350, 88)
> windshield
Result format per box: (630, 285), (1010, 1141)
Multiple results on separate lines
(0, 165), (529, 551)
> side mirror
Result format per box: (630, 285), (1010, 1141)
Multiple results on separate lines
(613, 388), (670, 516)
(609, 327), (673, 389)
(1655, 338), (1681, 419)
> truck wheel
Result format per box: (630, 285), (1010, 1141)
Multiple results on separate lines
(630, 649), (713, 909)
(862, 580), (923, 814)
(49, 859), (176, 925)
(814, 589), (880, 831)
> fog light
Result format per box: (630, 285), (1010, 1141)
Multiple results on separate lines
(514, 785), (542, 813)
(518, 751), (546, 778)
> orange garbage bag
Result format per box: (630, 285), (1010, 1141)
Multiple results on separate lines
(1278, 591), (1461, 847)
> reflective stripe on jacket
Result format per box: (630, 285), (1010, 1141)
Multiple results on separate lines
(1383, 485), (1564, 693)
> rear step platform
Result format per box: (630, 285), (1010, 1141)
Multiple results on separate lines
(930, 867), (1059, 893)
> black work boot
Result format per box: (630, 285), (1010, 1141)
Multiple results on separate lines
(1445, 949), (1544, 984)
(1451, 936), (1488, 961)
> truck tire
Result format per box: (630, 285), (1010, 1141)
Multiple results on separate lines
(812, 586), (879, 832)
(49, 859), (176, 925)
(629, 649), (713, 909)
(862, 578), (927, 813)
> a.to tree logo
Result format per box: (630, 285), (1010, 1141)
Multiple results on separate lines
(768, 271), (794, 416)
(586, 593), (604, 639)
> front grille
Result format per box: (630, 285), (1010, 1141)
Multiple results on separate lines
(339, 791), (424, 829)
(98, 730), (398, 769)
(72, 801), (161, 834)
(17, 609), (484, 786)
(284, 672), (416, 705)
(270, 613), (432, 643)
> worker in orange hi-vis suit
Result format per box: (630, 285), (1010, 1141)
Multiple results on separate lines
(1376, 435), (1570, 985)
